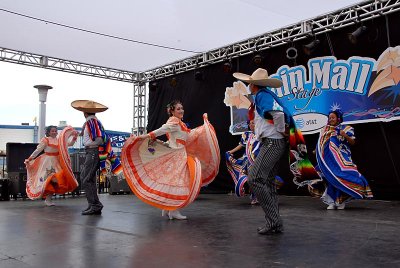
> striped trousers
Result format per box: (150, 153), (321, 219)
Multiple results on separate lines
(248, 137), (286, 229)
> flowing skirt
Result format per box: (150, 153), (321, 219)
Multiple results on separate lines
(317, 139), (373, 204)
(185, 115), (220, 186)
(121, 115), (220, 210)
(26, 127), (78, 199)
(122, 138), (202, 210)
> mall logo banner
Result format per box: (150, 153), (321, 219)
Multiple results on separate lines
(225, 46), (400, 135)
(109, 134), (129, 148)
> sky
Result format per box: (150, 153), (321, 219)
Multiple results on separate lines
(0, 61), (134, 132)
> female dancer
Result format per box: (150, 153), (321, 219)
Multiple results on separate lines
(226, 119), (259, 204)
(25, 125), (79, 206)
(121, 100), (220, 220)
(315, 109), (373, 209)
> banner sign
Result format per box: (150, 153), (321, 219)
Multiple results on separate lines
(225, 46), (400, 134)
(109, 134), (129, 148)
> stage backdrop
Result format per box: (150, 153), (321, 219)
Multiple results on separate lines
(148, 11), (400, 199)
(226, 48), (400, 135)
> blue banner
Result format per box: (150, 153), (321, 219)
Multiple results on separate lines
(109, 134), (129, 148)
(225, 46), (400, 134)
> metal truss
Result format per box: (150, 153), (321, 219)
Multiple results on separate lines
(0, 47), (138, 83)
(141, 0), (400, 81)
(132, 82), (147, 135)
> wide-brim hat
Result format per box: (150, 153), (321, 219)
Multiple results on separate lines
(233, 68), (283, 88)
(71, 100), (108, 113)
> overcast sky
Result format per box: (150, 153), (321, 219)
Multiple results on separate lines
(0, 61), (134, 132)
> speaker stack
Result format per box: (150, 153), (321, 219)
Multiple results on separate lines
(6, 143), (38, 199)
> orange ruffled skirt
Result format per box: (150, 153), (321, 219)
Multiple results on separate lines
(121, 115), (220, 210)
(25, 127), (78, 199)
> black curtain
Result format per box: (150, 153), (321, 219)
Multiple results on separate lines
(148, 11), (400, 199)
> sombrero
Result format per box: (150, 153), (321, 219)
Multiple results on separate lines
(233, 68), (283, 88)
(71, 100), (108, 113)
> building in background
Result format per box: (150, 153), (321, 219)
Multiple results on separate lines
(0, 124), (130, 178)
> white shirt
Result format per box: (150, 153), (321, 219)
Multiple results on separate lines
(254, 109), (285, 140)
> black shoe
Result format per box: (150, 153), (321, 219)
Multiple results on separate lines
(257, 226), (283, 231)
(81, 209), (102, 215)
(257, 226), (284, 235)
(82, 206), (91, 213)
(257, 224), (284, 232)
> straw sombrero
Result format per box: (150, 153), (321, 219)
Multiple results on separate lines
(71, 100), (108, 113)
(233, 68), (283, 88)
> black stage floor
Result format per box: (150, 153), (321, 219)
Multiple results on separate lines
(0, 193), (399, 268)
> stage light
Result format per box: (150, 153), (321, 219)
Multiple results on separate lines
(223, 61), (232, 73)
(170, 77), (177, 87)
(303, 39), (320, 56)
(40, 56), (48, 66)
(286, 47), (298, 60)
(348, 25), (367, 44)
(194, 70), (204, 81)
(149, 81), (158, 91)
(253, 54), (262, 66)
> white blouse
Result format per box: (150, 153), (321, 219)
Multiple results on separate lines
(149, 116), (190, 149)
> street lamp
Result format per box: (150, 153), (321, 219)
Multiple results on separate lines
(34, 85), (52, 140)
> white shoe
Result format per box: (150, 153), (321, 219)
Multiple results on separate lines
(168, 210), (187, 220)
(44, 195), (55, 206)
(327, 204), (335, 210)
(250, 198), (259, 205)
(336, 203), (345, 210)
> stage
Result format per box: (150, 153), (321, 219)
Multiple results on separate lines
(0, 194), (399, 267)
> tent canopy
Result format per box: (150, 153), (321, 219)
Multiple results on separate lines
(0, 0), (362, 73)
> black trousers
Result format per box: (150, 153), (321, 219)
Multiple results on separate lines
(81, 148), (103, 210)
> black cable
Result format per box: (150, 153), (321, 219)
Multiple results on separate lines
(384, 15), (391, 47)
(325, 32), (335, 56)
(0, 8), (200, 53)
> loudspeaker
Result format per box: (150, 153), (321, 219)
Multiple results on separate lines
(8, 172), (27, 199)
(71, 172), (83, 196)
(70, 153), (86, 173)
(0, 179), (10, 201)
(108, 175), (131, 195)
(6, 143), (38, 172)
